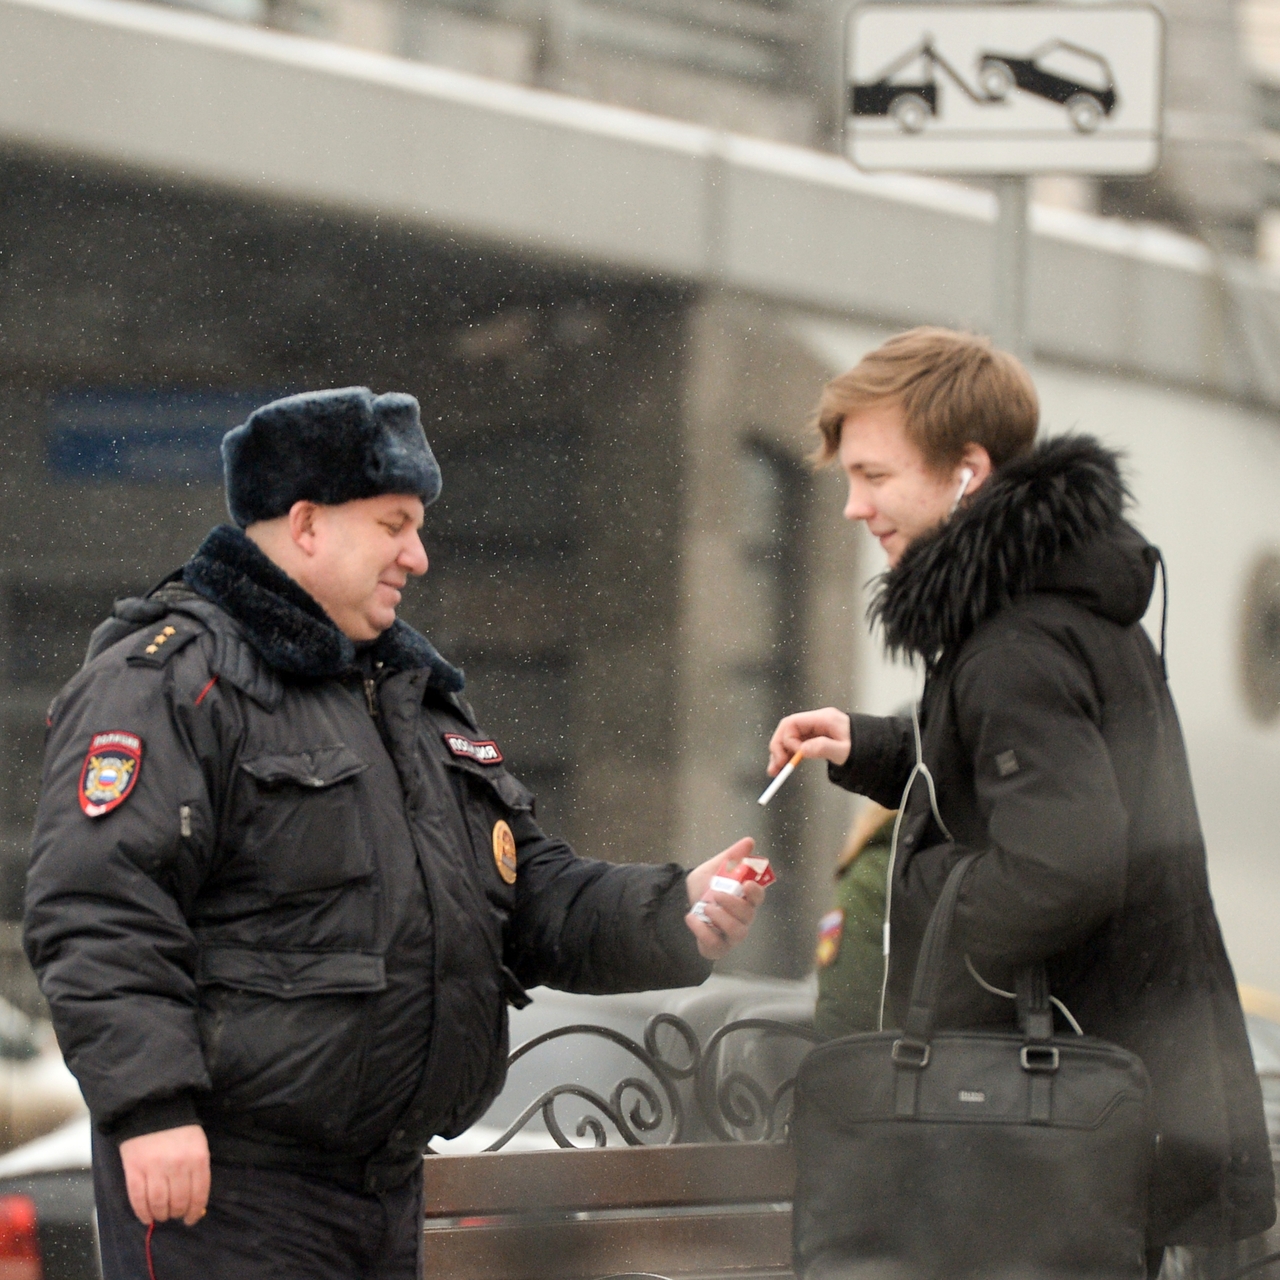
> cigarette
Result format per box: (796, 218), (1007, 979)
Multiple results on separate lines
(757, 751), (802, 806)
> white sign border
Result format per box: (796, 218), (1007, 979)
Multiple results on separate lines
(841, 0), (1167, 177)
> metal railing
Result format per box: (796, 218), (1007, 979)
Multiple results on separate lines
(483, 1011), (821, 1149)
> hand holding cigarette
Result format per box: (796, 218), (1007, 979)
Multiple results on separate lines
(767, 707), (853, 775)
(685, 837), (768, 960)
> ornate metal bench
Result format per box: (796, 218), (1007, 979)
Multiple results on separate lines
(421, 1013), (819, 1280)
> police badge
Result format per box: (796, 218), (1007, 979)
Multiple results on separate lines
(492, 820), (517, 885)
(79, 732), (143, 818)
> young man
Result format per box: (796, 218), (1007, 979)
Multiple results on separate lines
(769, 328), (1274, 1271)
(25, 387), (766, 1279)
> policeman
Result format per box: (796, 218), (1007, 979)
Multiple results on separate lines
(24, 388), (765, 1280)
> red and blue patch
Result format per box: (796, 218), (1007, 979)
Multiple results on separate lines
(79, 732), (142, 818)
(814, 908), (844, 969)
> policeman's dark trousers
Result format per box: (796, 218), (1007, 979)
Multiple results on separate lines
(92, 1130), (423, 1280)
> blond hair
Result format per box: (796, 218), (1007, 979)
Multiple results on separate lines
(814, 327), (1039, 471)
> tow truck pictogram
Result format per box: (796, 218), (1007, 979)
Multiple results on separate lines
(850, 37), (991, 133)
(851, 35), (1120, 134)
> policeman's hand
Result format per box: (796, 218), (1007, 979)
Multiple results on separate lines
(768, 707), (851, 773)
(685, 837), (765, 960)
(119, 1124), (210, 1227)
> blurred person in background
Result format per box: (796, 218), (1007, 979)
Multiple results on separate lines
(812, 801), (894, 1041)
(23, 388), (766, 1280)
(769, 328), (1274, 1276)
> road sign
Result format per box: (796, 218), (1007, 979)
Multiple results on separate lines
(844, 2), (1164, 174)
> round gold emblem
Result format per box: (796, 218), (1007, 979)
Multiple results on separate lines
(492, 820), (517, 885)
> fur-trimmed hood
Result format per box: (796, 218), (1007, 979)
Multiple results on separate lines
(183, 524), (464, 689)
(870, 435), (1158, 663)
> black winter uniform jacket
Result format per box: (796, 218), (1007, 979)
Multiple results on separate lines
(829, 437), (1275, 1248)
(25, 527), (710, 1192)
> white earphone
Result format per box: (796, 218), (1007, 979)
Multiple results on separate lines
(949, 467), (975, 517)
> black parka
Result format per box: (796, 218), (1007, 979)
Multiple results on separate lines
(829, 437), (1275, 1248)
(25, 527), (710, 1191)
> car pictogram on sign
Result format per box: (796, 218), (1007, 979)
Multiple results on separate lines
(977, 39), (1118, 132)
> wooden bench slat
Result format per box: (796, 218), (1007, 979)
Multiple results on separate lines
(422, 1207), (795, 1279)
(423, 1143), (797, 1217)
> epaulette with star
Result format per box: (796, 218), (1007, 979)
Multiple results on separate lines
(125, 619), (202, 668)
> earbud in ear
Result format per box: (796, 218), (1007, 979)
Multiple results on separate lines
(949, 468), (975, 517)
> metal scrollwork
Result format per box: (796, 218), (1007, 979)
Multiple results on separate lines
(645, 1012), (701, 1081)
(484, 1023), (686, 1150)
(696, 1018), (823, 1142)
(484, 1013), (821, 1150)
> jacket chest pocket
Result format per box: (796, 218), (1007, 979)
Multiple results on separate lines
(238, 746), (373, 897)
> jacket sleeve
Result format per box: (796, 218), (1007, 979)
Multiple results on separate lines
(502, 815), (711, 994)
(948, 636), (1129, 964)
(23, 639), (231, 1135)
(827, 713), (916, 808)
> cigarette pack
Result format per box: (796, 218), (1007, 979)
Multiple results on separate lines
(691, 856), (775, 921)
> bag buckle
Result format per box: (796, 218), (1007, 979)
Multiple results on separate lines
(891, 1038), (931, 1069)
(1020, 1044), (1060, 1073)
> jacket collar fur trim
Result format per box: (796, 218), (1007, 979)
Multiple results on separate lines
(183, 524), (465, 689)
(870, 434), (1129, 664)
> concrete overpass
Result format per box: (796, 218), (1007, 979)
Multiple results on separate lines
(3, 0), (1280, 408)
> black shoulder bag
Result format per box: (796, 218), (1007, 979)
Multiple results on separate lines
(792, 854), (1156, 1279)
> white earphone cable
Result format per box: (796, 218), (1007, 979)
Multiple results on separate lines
(878, 697), (952, 1031)
(963, 955), (1084, 1035)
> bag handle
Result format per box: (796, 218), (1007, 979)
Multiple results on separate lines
(896, 854), (1057, 1055)
(898, 853), (980, 1049)
(891, 854), (1065, 1119)
(1016, 965), (1053, 1042)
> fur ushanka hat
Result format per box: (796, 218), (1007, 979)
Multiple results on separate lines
(221, 387), (442, 528)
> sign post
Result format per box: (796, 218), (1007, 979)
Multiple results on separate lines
(843, 2), (1165, 360)
(993, 176), (1029, 358)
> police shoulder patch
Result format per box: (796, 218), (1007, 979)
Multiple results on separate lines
(79, 732), (143, 818)
(442, 732), (503, 765)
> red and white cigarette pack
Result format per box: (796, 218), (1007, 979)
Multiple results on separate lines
(691, 856), (775, 921)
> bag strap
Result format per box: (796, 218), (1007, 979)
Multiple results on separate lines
(891, 854), (978, 1117)
(899, 853), (980, 1047)
(898, 854), (1056, 1049)
(1016, 965), (1053, 1042)
(1015, 963), (1058, 1122)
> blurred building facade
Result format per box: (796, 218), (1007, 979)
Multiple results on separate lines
(1101, 0), (1259, 252)
(0, 169), (850, 983)
(196, 0), (843, 147)
(1241, 0), (1280, 264)
(128, 0), (1280, 260)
